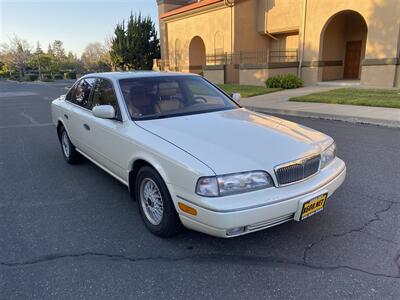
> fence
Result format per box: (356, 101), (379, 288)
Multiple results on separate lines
(206, 49), (298, 66)
(153, 49), (299, 71)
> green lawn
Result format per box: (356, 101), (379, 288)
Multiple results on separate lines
(217, 84), (281, 98)
(290, 88), (400, 109)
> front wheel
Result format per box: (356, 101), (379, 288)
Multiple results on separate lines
(59, 126), (81, 164)
(135, 166), (182, 237)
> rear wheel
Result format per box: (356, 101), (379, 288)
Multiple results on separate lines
(59, 126), (81, 164)
(135, 166), (182, 237)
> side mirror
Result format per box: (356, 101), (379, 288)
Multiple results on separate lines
(92, 105), (116, 119)
(231, 93), (242, 103)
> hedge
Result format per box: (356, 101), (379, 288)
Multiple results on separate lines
(266, 74), (303, 89)
(64, 72), (77, 79)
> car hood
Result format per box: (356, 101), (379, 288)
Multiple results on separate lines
(138, 109), (332, 175)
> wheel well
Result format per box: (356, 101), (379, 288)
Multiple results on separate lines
(129, 159), (153, 200)
(56, 121), (64, 140)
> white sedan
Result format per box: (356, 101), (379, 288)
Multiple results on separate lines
(51, 72), (346, 238)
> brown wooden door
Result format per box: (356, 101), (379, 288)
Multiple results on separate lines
(343, 40), (362, 79)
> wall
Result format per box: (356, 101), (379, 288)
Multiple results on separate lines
(300, 0), (400, 86)
(271, 33), (299, 53)
(264, 0), (301, 34)
(159, 0), (400, 87)
(239, 65), (298, 86)
(204, 67), (225, 84)
(361, 64), (397, 88)
(158, 1), (193, 60)
(164, 3), (232, 72)
(234, 0), (269, 52)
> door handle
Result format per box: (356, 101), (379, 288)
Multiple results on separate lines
(64, 114), (69, 120)
(83, 124), (90, 131)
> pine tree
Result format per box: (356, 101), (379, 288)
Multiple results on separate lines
(110, 13), (160, 70)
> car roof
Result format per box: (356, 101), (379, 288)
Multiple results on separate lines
(81, 71), (200, 80)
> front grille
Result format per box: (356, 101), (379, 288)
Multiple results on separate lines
(275, 155), (320, 185)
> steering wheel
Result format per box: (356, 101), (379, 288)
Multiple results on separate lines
(193, 96), (208, 104)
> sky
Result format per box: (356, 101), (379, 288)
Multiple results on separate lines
(0, 0), (159, 56)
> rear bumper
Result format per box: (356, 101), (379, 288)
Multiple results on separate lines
(173, 158), (346, 238)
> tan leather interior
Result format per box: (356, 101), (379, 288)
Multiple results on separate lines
(153, 82), (184, 114)
(154, 99), (183, 114)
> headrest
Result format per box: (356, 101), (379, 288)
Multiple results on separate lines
(159, 82), (179, 97)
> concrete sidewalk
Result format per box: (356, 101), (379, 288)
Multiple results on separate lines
(242, 86), (400, 128)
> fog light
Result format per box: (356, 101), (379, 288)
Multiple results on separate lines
(226, 227), (245, 236)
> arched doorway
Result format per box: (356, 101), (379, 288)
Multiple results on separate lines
(320, 10), (368, 81)
(189, 36), (206, 74)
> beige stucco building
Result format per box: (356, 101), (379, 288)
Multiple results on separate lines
(156, 0), (400, 88)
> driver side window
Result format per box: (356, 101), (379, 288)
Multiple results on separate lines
(66, 78), (96, 110)
(91, 78), (121, 120)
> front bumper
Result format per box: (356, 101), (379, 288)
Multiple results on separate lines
(171, 157), (346, 238)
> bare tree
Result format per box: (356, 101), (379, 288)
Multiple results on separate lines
(81, 42), (111, 72)
(0, 35), (32, 79)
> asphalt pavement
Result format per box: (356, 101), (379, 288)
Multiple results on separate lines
(1, 79), (399, 299)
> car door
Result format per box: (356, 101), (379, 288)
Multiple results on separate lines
(66, 77), (97, 154)
(84, 78), (130, 182)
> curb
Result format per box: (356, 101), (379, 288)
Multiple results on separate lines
(244, 106), (400, 128)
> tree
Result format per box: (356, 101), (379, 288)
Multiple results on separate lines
(32, 41), (44, 79)
(47, 43), (53, 56)
(28, 52), (53, 78)
(47, 40), (67, 73)
(81, 42), (111, 72)
(64, 51), (83, 73)
(110, 13), (160, 70)
(51, 40), (66, 59)
(0, 54), (10, 78)
(0, 35), (32, 79)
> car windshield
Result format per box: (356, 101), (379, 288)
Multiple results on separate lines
(119, 75), (239, 120)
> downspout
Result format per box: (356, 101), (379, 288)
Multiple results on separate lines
(225, 0), (235, 54)
(298, 0), (307, 78)
(393, 23), (400, 87)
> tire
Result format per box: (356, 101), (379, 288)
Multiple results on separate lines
(59, 126), (81, 164)
(135, 166), (182, 237)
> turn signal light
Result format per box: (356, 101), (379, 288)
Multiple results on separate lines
(178, 202), (198, 216)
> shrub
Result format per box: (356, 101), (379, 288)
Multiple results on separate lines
(64, 72), (76, 79)
(42, 78), (54, 82)
(54, 74), (64, 80)
(27, 74), (39, 81)
(266, 74), (303, 89)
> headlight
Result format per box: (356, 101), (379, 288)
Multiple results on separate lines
(196, 171), (274, 197)
(320, 142), (336, 169)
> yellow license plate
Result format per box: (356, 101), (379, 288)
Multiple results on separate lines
(301, 193), (328, 220)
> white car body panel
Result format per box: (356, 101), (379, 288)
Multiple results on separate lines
(51, 72), (346, 238)
(138, 108), (333, 176)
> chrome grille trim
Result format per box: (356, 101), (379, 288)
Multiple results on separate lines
(275, 155), (321, 186)
(247, 213), (294, 232)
